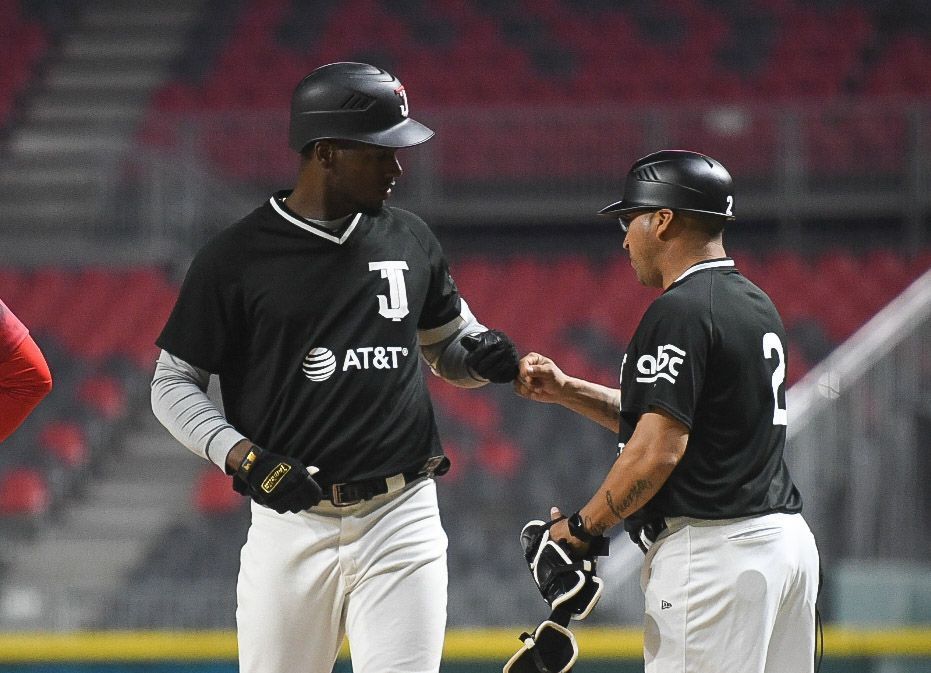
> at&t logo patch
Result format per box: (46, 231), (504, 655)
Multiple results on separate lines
(302, 346), (410, 382)
(636, 344), (686, 384)
(302, 348), (337, 381)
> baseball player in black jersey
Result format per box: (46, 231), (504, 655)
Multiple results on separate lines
(150, 62), (519, 673)
(516, 150), (820, 672)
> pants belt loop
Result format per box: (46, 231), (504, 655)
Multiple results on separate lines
(385, 473), (407, 493)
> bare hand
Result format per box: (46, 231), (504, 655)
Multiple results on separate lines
(514, 352), (570, 404)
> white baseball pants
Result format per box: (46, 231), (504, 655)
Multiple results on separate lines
(641, 512), (820, 673)
(236, 478), (448, 673)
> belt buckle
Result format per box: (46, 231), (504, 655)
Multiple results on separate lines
(330, 483), (361, 507)
(421, 455), (450, 477)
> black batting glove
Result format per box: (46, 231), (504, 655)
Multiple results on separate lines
(232, 445), (323, 514)
(461, 329), (519, 383)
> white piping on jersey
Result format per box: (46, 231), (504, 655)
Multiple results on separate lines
(673, 258), (735, 284)
(269, 197), (361, 244)
(418, 298), (476, 346)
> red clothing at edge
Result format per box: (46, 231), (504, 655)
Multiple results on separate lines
(0, 300), (52, 442)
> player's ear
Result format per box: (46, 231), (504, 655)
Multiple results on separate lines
(313, 140), (338, 167)
(653, 209), (676, 240)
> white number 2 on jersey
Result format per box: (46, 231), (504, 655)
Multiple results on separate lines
(762, 332), (788, 425)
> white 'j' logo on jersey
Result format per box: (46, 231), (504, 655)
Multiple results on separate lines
(369, 261), (410, 321)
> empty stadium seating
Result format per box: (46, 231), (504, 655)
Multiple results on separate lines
(0, 267), (177, 540)
(127, 0), (931, 185)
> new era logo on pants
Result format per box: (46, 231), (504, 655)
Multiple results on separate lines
(661, 600), (672, 610)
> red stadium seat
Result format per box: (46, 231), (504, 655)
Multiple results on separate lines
(475, 434), (523, 478)
(0, 4), (48, 130)
(0, 467), (50, 516)
(193, 467), (244, 515)
(77, 374), (127, 420)
(38, 421), (88, 469)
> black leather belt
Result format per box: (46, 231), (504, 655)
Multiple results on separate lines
(321, 455), (449, 507)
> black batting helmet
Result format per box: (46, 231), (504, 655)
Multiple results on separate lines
(599, 150), (735, 220)
(288, 62), (434, 153)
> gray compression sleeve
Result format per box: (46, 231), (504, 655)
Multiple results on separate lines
(150, 349), (247, 471)
(418, 298), (489, 389)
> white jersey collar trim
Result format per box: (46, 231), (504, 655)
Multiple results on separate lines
(269, 197), (361, 245)
(673, 258), (735, 284)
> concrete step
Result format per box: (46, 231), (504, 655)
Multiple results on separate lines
(62, 34), (186, 60)
(0, 231), (185, 265)
(124, 429), (202, 460)
(0, 199), (101, 223)
(82, 5), (203, 29)
(112, 455), (205, 488)
(92, 479), (186, 508)
(0, 165), (111, 187)
(0, 181), (107, 203)
(44, 64), (168, 91)
(9, 538), (145, 589)
(57, 504), (176, 539)
(18, 117), (141, 136)
(29, 101), (144, 123)
(30, 89), (149, 111)
(19, 117), (139, 135)
(8, 129), (133, 155)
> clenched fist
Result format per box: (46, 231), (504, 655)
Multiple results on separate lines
(514, 352), (571, 404)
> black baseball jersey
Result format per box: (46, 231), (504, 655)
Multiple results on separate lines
(619, 258), (802, 533)
(157, 193), (462, 483)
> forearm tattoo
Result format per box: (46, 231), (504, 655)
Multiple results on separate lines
(583, 514), (606, 536)
(606, 479), (653, 520)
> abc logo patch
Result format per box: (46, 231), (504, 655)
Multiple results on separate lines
(302, 347), (337, 382)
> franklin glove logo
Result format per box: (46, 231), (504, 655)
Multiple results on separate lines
(261, 462), (292, 494)
(636, 344), (686, 384)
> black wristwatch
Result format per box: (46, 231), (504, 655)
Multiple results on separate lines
(567, 511), (595, 543)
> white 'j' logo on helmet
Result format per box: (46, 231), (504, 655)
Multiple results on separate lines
(394, 85), (409, 117)
(302, 347), (337, 381)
